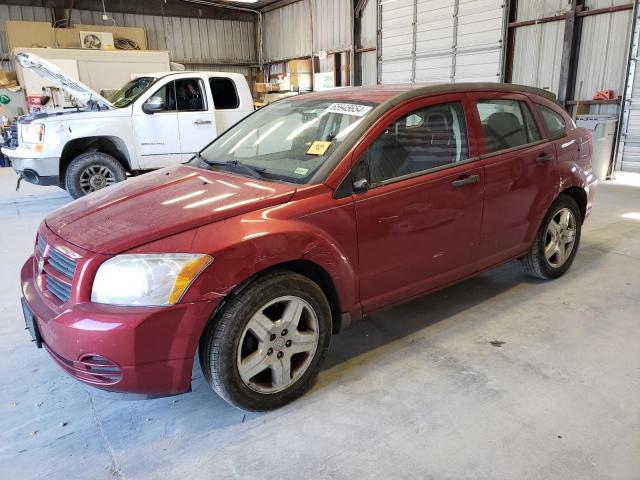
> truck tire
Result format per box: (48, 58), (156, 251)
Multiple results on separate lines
(64, 152), (126, 199)
(199, 270), (332, 411)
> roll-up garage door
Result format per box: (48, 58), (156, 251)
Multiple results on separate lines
(617, 5), (640, 173)
(379, 0), (506, 84)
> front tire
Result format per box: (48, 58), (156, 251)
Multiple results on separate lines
(200, 271), (332, 411)
(64, 152), (126, 199)
(519, 194), (582, 280)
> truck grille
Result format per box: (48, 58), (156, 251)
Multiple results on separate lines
(35, 234), (77, 304)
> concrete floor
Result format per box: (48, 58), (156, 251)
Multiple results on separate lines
(0, 167), (639, 480)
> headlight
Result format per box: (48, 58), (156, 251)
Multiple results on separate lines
(91, 254), (212, 306)
(20, 123), (45, 144)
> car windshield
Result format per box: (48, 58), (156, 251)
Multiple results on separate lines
(107, 76), (156, 108)
(194, 97), (379, 184)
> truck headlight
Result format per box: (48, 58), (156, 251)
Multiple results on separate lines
(91, 254), (212, 306)
(20, 123), (45, 144)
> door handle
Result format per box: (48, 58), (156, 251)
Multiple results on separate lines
(193, 119), (212, 125)
(536, 152), (555, 163)
(451, 174), (480, 188)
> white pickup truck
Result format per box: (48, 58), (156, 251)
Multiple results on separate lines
(3, 53), (254, 198)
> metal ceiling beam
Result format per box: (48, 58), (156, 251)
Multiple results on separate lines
(0, 0), (258, 22)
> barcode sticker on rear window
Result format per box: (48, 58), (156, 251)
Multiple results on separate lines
(324, 103), (373, 117)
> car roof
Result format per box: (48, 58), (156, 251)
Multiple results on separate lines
(143, 71), (246, 81)
(298, 82), (557, 104)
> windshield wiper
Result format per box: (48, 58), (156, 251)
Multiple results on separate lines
(194, 152), (266, 180)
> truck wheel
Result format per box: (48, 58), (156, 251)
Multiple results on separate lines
(64, 152), (126, 199)
(199, 271), (332, 411)
(519, 194), (582, 280)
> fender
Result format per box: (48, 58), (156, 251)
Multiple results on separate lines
(132, 208), (360, 318)
(523, 157), (593, 248)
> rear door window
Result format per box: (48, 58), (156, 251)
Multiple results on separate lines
(536, 104), (566, 137)
(476, 99), (541, 153)
(210, 77), (240, 109)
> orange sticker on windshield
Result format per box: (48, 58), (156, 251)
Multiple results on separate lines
(306, 140), (332, 156)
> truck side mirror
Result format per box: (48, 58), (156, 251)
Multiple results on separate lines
(142, 96), (165, 114)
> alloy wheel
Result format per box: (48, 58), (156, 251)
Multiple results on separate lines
(79, 165), (117, 194)
(544, 207), (577, 268)
(236, 295), (319, 394)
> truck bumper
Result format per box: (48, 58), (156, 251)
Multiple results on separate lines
(5, 154), (60, 186)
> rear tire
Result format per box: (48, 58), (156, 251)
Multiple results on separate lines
(519, 194), (582, 280)
(64, 151), (126, 199)
(199, 271), (332, 411)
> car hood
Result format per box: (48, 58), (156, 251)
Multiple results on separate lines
(16, 52), (112, 110)
(45, 165), (297, 254)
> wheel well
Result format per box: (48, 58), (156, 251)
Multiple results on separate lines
(560, 186), (587, 220)
(229, 260), (344, 334)
(59, 136), (131, 185)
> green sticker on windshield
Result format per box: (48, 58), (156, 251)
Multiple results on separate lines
(294, 167), (309, 175)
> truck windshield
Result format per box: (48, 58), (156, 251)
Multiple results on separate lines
(107, 77), (156, 108)
(195, 98), (379, 184)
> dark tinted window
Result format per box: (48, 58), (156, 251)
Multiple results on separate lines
(477, 99), (541, 153)
(359, 102), (469, 185)
(536, 104), (566, 137)
(176, 78), (205, 111)
(210, 77), (239, 109)
(149, 81), (176, 111)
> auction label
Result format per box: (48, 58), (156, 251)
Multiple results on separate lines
(324, 103), (373, 117)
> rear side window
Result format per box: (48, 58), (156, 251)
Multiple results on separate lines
(536, 104), (566, 137)
(210, 77), (239, 109)
(476, 99), (541, 153)
(360, 101), (469, 185)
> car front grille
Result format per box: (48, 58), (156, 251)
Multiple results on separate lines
(35, 234), (78, 304)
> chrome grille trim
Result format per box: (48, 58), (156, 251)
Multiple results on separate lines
(47, 275), (72, 303)
(48, 248), (77, 278)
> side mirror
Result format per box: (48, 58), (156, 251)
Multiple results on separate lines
(142, 96), (165, 114)
(353, 178), (369, 193)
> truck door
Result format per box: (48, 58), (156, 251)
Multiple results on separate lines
(176, 77), (217, 160)
(209, 76), (245, 133)
(133, 80), (182, 169)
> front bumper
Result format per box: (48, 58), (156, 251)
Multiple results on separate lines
(21, 255), (220, 395)
(3, 150), (61, 186)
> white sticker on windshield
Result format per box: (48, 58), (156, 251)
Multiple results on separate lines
(324, 103), (373, 117)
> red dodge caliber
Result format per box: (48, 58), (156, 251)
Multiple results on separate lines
(21, 83), (596, 410)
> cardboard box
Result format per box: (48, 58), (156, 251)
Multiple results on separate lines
(0, 71), (18, 88)
(291, 72), (313, 91)
(255, 82), (280, 93)
(289, 59), (312, 74)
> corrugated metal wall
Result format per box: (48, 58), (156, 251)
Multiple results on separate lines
(510, 0), (566, 92)
(262, 1), (311, 62)
(575, 3), (632, 111)
(379, 0), (506, 84)
(511, 0), (633, 108)
(261, 0), (353, 63)
(0, 3), (256, 68)
(312, 0), (352, 52)
(359, 0), (377, 86)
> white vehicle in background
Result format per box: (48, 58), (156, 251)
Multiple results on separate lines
(2, 53), (254, 198)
